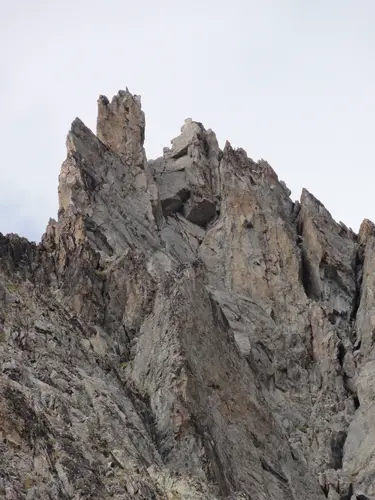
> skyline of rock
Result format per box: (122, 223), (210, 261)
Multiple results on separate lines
(1, 89), (374, 499)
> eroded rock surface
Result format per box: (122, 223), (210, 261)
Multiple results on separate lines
(0, 89), (374, 499)
(149, 119), (220, 227)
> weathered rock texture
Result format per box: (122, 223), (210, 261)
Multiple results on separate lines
(0, 89), (373, 499)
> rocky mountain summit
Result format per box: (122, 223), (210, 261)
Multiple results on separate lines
(1, 89), (375, 500)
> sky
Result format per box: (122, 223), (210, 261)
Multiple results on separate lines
(1, 0), (375, 242)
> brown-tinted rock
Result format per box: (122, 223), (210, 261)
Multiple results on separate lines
(2, 88), (375, 499)
(358, 218), (375, 246)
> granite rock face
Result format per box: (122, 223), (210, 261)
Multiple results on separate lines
(0, 89), (374, 499)
(149, 119), (220, 227)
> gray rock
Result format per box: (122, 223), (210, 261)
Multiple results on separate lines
(2, 88), (375, 499)
(149, 118), (220, 227)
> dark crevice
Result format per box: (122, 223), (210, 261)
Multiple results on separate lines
(340, 483), (354, 500)
(296, 219), (309, 294)
(184, 197), (216, 228)
(343, 372), (360, 410)
(300, 251), (313, 298)
(161, 189), (191, 216)
(201, 136), (210, 157)
(80, 164), (101, 193)
(320, 482), (329, 498)
(178, 188), (191, 204)
(298, 232), (321, 300)
(243, 218), (254, 229)
(353, 339), (361, 351)
(260, 457), (289, 484)
(171, 145), (189, 159)
(337, 342), (346, 368)
(161, 196), (183, 215)
(329, 429), (347, 470)
(351, 252), (364, 323)
(328, 310), (341, 325)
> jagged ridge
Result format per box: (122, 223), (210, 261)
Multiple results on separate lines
(1, 89), (375, 499)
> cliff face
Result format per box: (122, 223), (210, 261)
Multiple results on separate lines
(1, 90), (374, 500)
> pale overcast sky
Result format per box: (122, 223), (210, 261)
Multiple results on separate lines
(1, 1), (374, 241)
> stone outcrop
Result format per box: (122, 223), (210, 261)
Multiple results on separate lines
(149, 119), (220, 227)
(0, 88), (374, 499)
